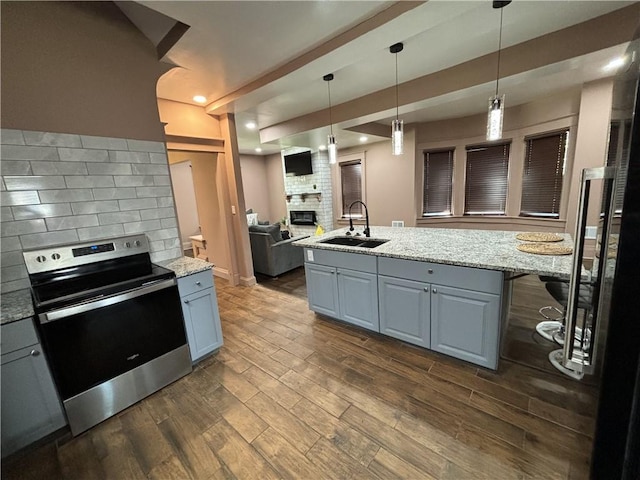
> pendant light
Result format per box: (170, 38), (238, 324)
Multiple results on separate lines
(390, 42), (404, 155)
(487, 1), (511, 142)
(324, 73), (337, 164)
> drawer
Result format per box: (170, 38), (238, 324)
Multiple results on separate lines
(1, 318), (39, 354)
(304, 248), (377, 274)
(378, 256), (502, 295)
(177, 269), (214, 298)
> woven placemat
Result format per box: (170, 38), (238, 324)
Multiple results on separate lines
(517, 243), (573, 255)
(515, 232), (563, 242)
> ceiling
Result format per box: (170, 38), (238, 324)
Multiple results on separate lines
(127, 1), (638, 155)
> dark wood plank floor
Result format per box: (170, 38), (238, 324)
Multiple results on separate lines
(2, 269), (599, 479)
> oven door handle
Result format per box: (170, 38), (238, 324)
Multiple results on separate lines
(39, 278), (177, 324)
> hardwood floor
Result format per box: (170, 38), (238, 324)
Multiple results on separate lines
(2, 269), (599, 479)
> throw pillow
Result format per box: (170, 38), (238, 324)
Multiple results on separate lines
(248, 223), (282, 243)
(246, 213), (258, 226)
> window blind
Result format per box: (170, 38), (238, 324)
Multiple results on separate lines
(464, 143), (510, 215)
(520, 130), (568, 218)
(341, 161), (362, 216)
(422, 149), (453, 216)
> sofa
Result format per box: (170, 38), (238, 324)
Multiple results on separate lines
(248, 224), (309, 277)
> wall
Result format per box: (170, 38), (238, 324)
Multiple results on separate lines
(169, 161), (200, 250)
(0, 2), (180, 294)
(240, 155), (271, 222)
(266, 153), (288, 225)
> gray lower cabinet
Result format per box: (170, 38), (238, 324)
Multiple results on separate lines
(430, 285), (501, 369)
(177, 270), (223, 362)
(1, 318), (66, 457)
(337, 268), (379, 331)
(305, 263), (340, 318)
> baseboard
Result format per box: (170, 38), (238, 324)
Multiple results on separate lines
(212, 266), (230, 280)
(240, 275), (256, 287)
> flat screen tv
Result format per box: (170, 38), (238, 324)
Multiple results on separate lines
(284, 151), (313, 176)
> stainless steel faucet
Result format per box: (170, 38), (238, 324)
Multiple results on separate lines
(347, 201), (370, 237)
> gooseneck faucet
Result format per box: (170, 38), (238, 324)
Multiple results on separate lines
(348, 201), (370, 237)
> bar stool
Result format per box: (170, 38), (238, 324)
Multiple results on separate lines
(535, 275), (569, 343)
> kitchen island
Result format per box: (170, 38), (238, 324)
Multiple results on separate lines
(294, 227), (577, 369)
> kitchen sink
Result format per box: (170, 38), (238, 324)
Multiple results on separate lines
(318, 236), (389, 248)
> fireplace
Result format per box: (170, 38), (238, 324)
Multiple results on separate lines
(290, 210), (317, 225)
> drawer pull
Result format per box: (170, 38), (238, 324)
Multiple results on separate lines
(196, 281), (202, 286)
(428, 269), (434, 274)
(184, 300), (190, 304)
(432, 288), (438, 294)
(423, 287), (429, 292)
(30, 349), (40, 357)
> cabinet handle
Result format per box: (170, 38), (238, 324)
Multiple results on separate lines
(428, 269), (434, 274)
(30, 349), (40, 357)
(423, 287), (429, 292)
(331, 271), (335, 275)
(195, 281), (202, 286)
(336, 272), (340, 275)
(184, 299), (190, 304)
(432, 288), (438, 294)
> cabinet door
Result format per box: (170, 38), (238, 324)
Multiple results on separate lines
(181, 287), (223, 362)
(378, 276), (430, 348)
(431, 285), (500, 369)
(338, 268), (379, 332)
(1, 346), (66, 457)
(305, 263), (340, 318)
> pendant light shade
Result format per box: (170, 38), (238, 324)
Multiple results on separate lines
(390, 42), (404, 156)
(486, 1), (511, 141)
(324, 73), (337, 164)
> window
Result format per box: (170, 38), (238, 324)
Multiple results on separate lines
(464, 143), (510, 215)
(422, 149), (453, 216)
(340, 160), (362, 217)
(520, 129), (569, 218)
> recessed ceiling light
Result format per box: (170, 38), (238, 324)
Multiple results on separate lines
(359, 136), (368, 143)
(319, 145), (327, 151)
(193, 95), (207, 104)
(246, 121), (257, 130)
(603, 57), (625, 72)
(255, 147), (262, 153)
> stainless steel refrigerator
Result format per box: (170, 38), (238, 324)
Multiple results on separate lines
(560, 35), (640, 478)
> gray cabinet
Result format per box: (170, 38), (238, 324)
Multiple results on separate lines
(430, 285), (500, 369)
(177, 270), (223, 362)
(304, 249), (378, 332)
(378, 276), (430, 348)
(1, 319), (66, 457)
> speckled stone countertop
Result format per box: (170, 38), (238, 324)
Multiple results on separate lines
(158, 256), (214, 278)
(293, 226), (578, 279)
(1, 289), (34, 325)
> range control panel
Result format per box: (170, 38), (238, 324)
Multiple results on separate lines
(24, 234), (150, 274)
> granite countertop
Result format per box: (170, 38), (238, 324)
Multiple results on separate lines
(1, 289), (34, 325)
(293, 226), (580, 279)
(158, 256), (214, 278)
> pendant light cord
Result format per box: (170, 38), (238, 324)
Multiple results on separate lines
(395, 52), (399, 120)
(327, 80), (333, 135)
(495, 7), (504, 96)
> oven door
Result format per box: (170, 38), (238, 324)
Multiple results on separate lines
(37, 279), (188, 401)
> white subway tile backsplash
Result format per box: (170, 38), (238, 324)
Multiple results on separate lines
(1, 129), (25, 145)
(149, 240), (165, 252)
(20, 229), (79, 249)
(98, 211), (141, 225)
(1, 219), (46, 237)
(153, 175), (171, 186)
(1, 207), (13, 222)
(135, 186), (172, 198)
(118, 198), (157, 211)
(1, 264), (28, 282)
(1, 160), (32, 176)
(1, 278), (30, 293)
(45, 215), (99, 231)
(150, 247), (181, 263)
(58, 148), (108, 162)
(114, 175), (154, 187)
(23, 131), (81, 148)
(150, 153), (168, 164)
(40, 189), (93, 203)
(163, 237), (180, 249)
(127, 139), (165, 153)
(109, 151), (150, 164)
(146, 228), (178, 241)
(31, 161), (88, 175)
(87, 163), (133, 176)
(64, 175), (115, 188)
(161, 217), (177, 228)
(1, 145), (59, 161)
(1, 191), (40, 206)
(13, 204), (72, 220)
(123, 220), (162, 234)
(71, 200), (120, 215)
(1, 250), (25, 267)
(1, 236), (22, 252)
(132, 164), (169, 176)
(1, 179), (5, 191)
(92, 187), (137, 200)
(76, 224), (124, 242)
(157, 197), (174, 207)
(4, 175), (66, 191)
(140, 207), (175, 220)
(80, 135), (128, 150)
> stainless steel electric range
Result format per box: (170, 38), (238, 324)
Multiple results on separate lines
(23, 234), (192, 436)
